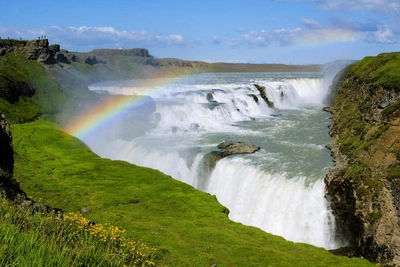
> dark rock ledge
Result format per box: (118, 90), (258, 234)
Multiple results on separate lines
(0, 113), (61, 214)
(323, 61), (400, 266)
(202, 141), (260, 177)
(253, 84), (275, 108)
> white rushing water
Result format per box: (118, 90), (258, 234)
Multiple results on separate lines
(83, 70), (347, 249)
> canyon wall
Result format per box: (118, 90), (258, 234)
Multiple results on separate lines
(325, 53), (400, 266)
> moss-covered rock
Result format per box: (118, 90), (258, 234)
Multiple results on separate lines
(325, 53), (400, 266)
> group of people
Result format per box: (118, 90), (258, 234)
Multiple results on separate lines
(0, 36), (47, 40)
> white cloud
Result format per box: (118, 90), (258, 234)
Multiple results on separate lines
(241, 30), (270, 47)
(274, 27), (302, 46)
(315, 0), (400, 14)
(277, 0), (400, 39)
(225, 17), (396, 49)
(364, 24), (396, 43)
(284, 0), (400, 14)
(227, 27), (304, 48)
(329, 18), (379, 32)
(302, 18), (320, 29)
(155, 34), (185, 45)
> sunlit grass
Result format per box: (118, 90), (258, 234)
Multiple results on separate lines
(349, 52), (400, 90)
(9, 119), (376, 266)
(0, 197), (156, 266)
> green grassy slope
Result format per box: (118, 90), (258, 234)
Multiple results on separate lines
(0, 53), (45, 123)
(10, 119), (374, 266)
(0, 52), (98, 124)
(348, 52), (400, 91)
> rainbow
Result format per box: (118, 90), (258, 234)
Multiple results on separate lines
(62, 76), (183, 140)
(299, 29), (359, 47)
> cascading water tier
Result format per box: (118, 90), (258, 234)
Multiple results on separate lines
(82, 71), (347, 250)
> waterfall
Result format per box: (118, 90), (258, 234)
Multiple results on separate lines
(83, 71), (347, 249)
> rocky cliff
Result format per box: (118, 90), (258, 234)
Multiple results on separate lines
(0, 113), (25, 200)
(0, 39), (61, 64)
(325, 53), (400, 266)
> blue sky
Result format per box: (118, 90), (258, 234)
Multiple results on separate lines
(1, 0), (399, 64)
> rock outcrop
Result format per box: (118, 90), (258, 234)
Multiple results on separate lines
(217, 141), (261, 157)
(0, 76), (35, 103)
(0, 113), (13, 180)
(91, 48), (153, 57)
(0, 113), (58, 214)
(206, 93), (216, 103)
(0, 39), (26, 55)
(90, 48), (158, 66)
(0, 113), (25, 200)
(253, 84), (275, 108)
(84, 55), (106, 65)
(324, 53), (400, 266)
(24, 39), (57, 64)
(202, 141), (260, 177)
(0, 38), (66, 64)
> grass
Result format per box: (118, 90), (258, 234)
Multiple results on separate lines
(10, 119), (375, 267)
(349, 52), (400, 91)
(0, 52), (107, 124)
(0, 197), (156, 266)
(0, 97), (40, 123)
(0, 53), (72, 123)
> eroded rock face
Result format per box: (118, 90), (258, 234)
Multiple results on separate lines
(0, 113), (13, 179)
(253, 84), (275, 108)
(89, 48), (158, 66)
(202, 141), (260, 178)
(0, 39), (69, 65)
(0, 114), (58, 213)
(0, 113), (24, 200)
(217, 141), (261, 157)
(25, 39), (56, 64)
(90, 48), (153, 57)
(325, 65), (400, 266)
(84, 56), (106, 65)
(0, 75), (35, 103)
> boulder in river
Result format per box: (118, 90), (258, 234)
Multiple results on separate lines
(202, 141), (260, 178)
(217, 141), (260, 157)
(253, 83), (275, 108)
